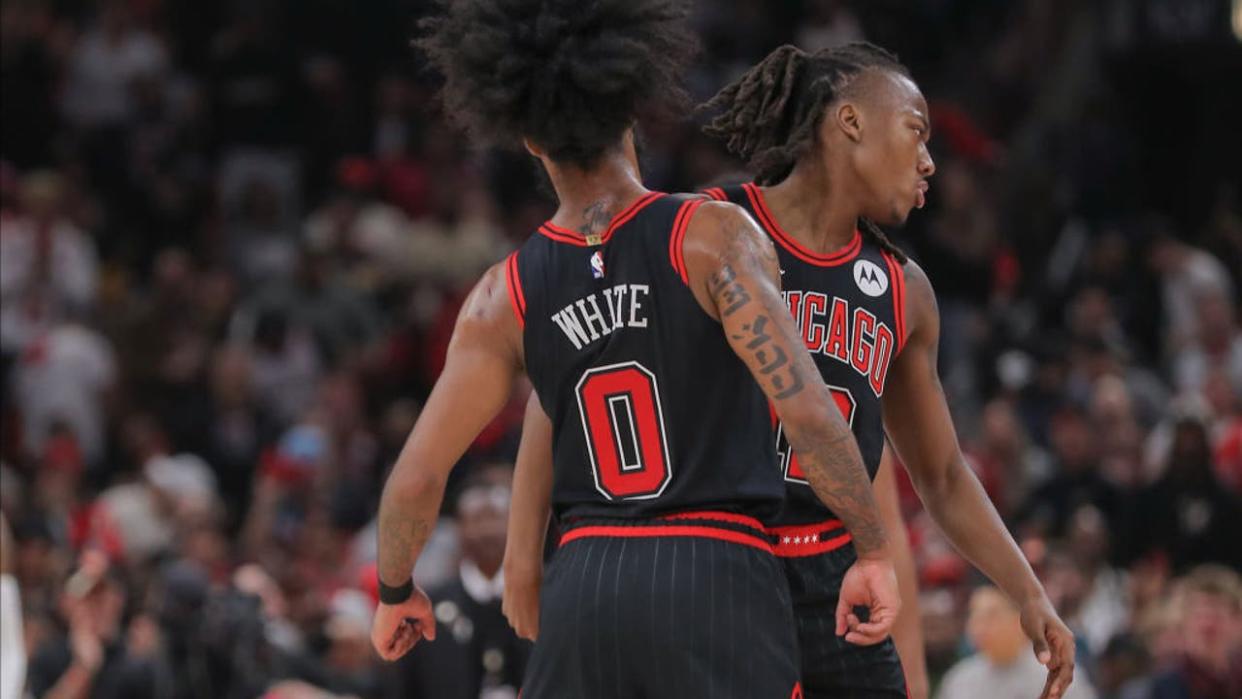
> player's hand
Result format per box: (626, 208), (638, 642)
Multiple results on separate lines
(370, 586), (435, 661)
(502, 560), (542, 640)
(1019, 594), (1076, 699)
(836, 555), (900, 645)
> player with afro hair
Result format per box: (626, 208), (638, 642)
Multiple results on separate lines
(375, 1), (903, 698)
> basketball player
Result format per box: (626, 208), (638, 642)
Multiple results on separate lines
(697, 44), (1077, 699)
(501, 42), (1077, 699)
(371, 4), (898, 698)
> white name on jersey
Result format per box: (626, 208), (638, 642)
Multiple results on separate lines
(552, 284), (651, 350)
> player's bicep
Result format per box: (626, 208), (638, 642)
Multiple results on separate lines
(398, 264), (524, 478)
(881, 263), (962, 489)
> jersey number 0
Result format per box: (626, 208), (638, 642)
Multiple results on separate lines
(576, 361), (672, 500)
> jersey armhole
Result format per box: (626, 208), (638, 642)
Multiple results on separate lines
(701, 187), (728, 201)
(668, 198), (706, 286)
(504, 251), (527, 329)
(881, 251), (906, 352)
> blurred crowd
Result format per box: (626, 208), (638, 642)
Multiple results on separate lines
(0, 1), (1239, 698)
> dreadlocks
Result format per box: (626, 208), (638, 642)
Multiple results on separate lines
(702, 42), (911, 263)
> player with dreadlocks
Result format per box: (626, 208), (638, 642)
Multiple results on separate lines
(694, 43), (1078, 699)
(372, 3), (900, 696)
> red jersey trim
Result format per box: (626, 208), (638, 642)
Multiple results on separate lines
(881, 251), (907, 352)
(768, 519), (852, 558)
(504, 251), (526, 328)
(702, 187), (728, 201)
(767, 519), (844, 538)
(773, 531), (852, 558)
(537, 224), (586, 245)
(559, 524), (773, 554)
(658, 510), (766, 531)
(538, 191), (664, 246)
(668, 198), (704, 285)
(742, 182), (863, 267)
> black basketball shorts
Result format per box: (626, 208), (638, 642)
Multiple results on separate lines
(521, 511), (804, 699)
(772, 518), (907, 699)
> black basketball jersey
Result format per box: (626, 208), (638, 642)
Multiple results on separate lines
(704, 184), (908, 526)
(506, 192), (786, 522)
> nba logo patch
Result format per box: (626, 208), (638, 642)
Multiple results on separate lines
(590, 250), (605, 279)
(853, 259), (888, 296)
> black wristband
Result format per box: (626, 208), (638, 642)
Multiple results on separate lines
(378, 577), (414, 605)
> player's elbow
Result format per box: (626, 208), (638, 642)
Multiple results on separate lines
(909, 455), (962, 506)
(384, 462), (447, 505)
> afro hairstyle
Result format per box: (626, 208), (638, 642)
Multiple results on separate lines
(417, 0), (695, 168)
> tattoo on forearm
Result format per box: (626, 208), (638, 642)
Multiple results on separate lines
(378, 504), (433, 585)
(788, 424), (888, 553)
(729, 314), (805, 398)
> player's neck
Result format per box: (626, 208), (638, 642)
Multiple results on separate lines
(546, 150), (650, 236)
(761, 163), (859, 255)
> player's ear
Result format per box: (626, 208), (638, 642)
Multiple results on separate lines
(834, 102), (863, 143)
(523, 138), (546, 158)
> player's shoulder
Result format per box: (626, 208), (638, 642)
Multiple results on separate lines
(896, 255), (937, 315)
(875, 254), (937, 350)
(683, 199), (771, 252)
(460, 257), (520, 329)
(896, 255), (929, 286)
(448, 257), (526, 364)
(679, 199), (779, 283)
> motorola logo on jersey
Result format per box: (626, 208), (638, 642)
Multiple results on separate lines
(853, 259), (888, 297)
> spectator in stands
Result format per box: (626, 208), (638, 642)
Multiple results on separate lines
(24, 550), (153, 698)
(1147, 230), (1235, 361)
(1145, 566), (1242, 699)
(58, 0), (167, 131)
(1170, 287), (1242, 396)
(1131, 415), (1242, 571)
(1092, 634), (1150, 699)
(937, 586), (1098, 699)
(0, 171), (99, 355)
(1202, 366), (1242, 495)
(1018, 404), (1123, 542)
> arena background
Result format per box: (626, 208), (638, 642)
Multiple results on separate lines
(1, 1), (1241, 698)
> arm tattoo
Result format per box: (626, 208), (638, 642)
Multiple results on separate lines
(708, 263), (752, 316)
(787, 423), (889, 553)
(729, 314), (805, 399)
(710, 215), (884, 552)
(710, 222), (806, 399)
(377, 501), (434, 586)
